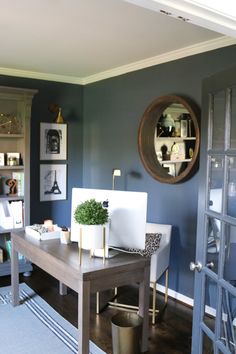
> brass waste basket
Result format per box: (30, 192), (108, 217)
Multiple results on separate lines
(111, 312), (143, 354)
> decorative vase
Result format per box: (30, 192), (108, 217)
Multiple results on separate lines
(55, 107), (64, 123)
(79, 224), (109, 250)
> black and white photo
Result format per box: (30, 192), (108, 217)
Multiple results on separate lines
(40, 164), (67, 201)
(40, 123), (67, 160)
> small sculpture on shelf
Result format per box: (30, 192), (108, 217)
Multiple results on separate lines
(161, 144), (170, 161)
(158, 113), (175, 137)
(6, 178), (17, 196)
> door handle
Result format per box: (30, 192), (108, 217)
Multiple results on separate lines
(190, 261), (214, 272)
(190, 261), (202, 272)
(206, 261), (214, 269)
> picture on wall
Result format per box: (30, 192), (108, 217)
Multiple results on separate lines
(40, 123), (67, 160)
(40, 164), (67, 201)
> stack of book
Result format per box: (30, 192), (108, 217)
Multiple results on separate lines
(12, 172), (24, 196)
(5, 240), (24, 260)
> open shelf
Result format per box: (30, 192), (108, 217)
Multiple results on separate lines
(159, 158), (192, 165)
(157, 137), (196, 141)
(0, 195), (24, 201)
(0, 134), (24, 138)
(0, 165), (24, 170)
(0, 85), (37, 277)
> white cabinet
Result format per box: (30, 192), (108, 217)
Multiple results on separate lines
(0, 86), (37, 275)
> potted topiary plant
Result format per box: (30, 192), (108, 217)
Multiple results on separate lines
(74, 198), (109, 250)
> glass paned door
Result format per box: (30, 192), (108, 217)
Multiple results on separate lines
(192, 67), (236, 354)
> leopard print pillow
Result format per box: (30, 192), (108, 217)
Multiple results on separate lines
(126, 233), (162, 257)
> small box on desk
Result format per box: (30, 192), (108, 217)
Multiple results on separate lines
(25, 224), (61, 241)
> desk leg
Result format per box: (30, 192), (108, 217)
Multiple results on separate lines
(139, 264), (150, 353)
(11, 238), (19, 306)
(78, 280), (90, 354)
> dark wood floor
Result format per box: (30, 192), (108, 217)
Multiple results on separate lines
(0, 266), (194, 354)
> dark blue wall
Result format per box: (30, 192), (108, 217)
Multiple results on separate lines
(0, 75), (83, 226)
(83, 45), (236, 298)
(1, 45), (236, 299)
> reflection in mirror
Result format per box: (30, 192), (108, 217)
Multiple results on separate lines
(155, 104), (190, 138)
(208, 156), (224, 213)
(207, 216), (220, 275)
(203, 275), (216, 331)
(227, 156), (236, 218)
(202, 332), (214, 354)
(155, 103), (198, 179)
(212, 90), (225, 150)
(220, 288), (236, 351)
(154, 104), (195, 178)
(138, 95), (200, 184)
(224, 224), (236, 286)
(231, 88), (236, 149)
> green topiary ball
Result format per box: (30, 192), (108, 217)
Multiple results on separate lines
(74, 198), (108, 225)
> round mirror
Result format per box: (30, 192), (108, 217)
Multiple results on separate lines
(138, 95), (200, 184)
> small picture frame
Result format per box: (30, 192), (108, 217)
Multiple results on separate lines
(40, 164), (67, 201)
(0, 153), (5, 166)
(180, 120), (188, 138)
(40, 123), (67, 160)
(6, 152), (20, 166)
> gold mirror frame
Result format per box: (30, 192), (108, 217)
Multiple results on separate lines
(138, 95), (200, 184)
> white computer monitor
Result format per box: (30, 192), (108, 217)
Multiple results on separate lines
(70, 188), (147, 249)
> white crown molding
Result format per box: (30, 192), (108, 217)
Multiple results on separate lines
(0, 36), (235, 85)
(126, 0), (236, 37)
(82, 36), (236, 85)
(0, 67), (84, 85)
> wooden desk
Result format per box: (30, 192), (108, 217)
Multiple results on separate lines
(11, 231), (150, 354)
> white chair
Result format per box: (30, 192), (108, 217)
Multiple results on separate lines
(147, 222), (172, 324)
(97, 222), (172, 325)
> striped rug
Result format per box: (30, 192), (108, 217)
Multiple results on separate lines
(0, 283), (106, 354)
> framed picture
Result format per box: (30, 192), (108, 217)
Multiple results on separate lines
(40, 164), (67, 201)
(40, 123), (67, 160)
(180, 120), (188, 138)
(6, 152), (20, 166)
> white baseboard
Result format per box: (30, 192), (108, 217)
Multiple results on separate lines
(155, 283), (215, 317)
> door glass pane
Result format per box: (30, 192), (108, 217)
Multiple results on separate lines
(212, 91), (225, 150)
(224, 224), (236, 284)
(203, 332), (214, 354)
(204, 275), (216, 332)
(227, 157), (236, 218)
(230, 87), (236, 149)
(207, 216), (221, 275)
(209, 156), (224, 213)
(220, 288), (236, 352)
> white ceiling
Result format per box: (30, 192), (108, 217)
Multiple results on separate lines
(0, 0), (236, 85)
